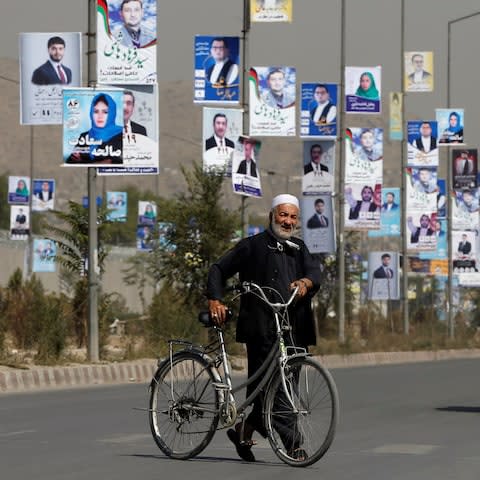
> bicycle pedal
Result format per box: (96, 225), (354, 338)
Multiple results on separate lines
(212, 382), (230, 390)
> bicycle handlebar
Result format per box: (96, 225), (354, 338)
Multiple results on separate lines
(227, 281), (299, 309)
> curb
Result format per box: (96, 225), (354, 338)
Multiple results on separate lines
(1, 349), (480, 394)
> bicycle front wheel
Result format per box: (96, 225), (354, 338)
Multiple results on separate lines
(264, 356), (339, 467)
(149, 352), (220, 459)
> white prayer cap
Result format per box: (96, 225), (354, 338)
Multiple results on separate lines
(271, 194), (299, 210)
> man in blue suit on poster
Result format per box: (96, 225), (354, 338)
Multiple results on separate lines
(31, 36), (72, 85)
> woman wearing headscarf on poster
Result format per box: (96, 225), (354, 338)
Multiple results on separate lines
(66, 93), (123, 164)
(439, 111), (464, 144)
(16, 179), (30, 198)
(355, 72), (380, 100)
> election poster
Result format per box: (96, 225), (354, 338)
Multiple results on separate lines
(32, 239), (57, 273)
(300, 83), (337, 139)
(231, 136), (263, 198)
(249, 67), (296, 136)
(404, 51), (433, 92)
(368, 188), (401, 238)
(436, 108), (465, 145)
(451, 189), (479, 231)
(19, 32), (82, 125)
(63, 88), (124, 167)
(8, 176), (30, 205)
(138, 200), (157, 225)
(345, 66), (381, 114)
(452, 230), (476, 274)
(98, 85), (159, 175)
(406, 167), (438, 212)
(194, 35), (240, 104)
(301, 194), (336, 254)
(406, 211), (437, 252)
(32, 179), (55, 212)
(368, 251), (400, 300)
(106, 191), (127, 222)
(344, 183), (381, 231)
(419, 219), (448, 260)
(250, 0), (292, 23)
(10, 205), (30, 239)
(452, 149), (477, 190)
(97, 0), (157, 84)
(389, 92), (403, 141)
(407, 120), (439, 167)
(302, 140), (335, 195)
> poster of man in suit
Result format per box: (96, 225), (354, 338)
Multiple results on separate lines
(250, 0), (292, 23)
(32, 179), (55, 212)
(301, 194), (335, 254)
(368, 251), (400, 300)
(19, 32), (81, 125)
(231, 136), (262, 198)
(404, 51), (433, 92)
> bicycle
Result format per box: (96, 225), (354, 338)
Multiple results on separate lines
(147, 281), (339, 467)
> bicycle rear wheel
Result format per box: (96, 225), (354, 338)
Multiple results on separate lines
(149, 352), (220, 459)
(264, 356), (339, 467)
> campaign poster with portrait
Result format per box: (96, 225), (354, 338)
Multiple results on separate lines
(193, 35), (240, 104)
(406, 211), (437, 252)
(158, 222), (176, 252)
(345, 128), (383, 185)
(301, 194), (336, 254)
(97, 0), (157, 84)
(436, 108), (465, 145)
(406, 167), (438, 212)
(250, 0), (292, 23)
(300, 83), (337, 139)
(106, 191), (127, 222)
(32, 179), (55, 212)
(404, 51), (434, 92)
(451, 189), (479, 231)
(203, 107), (243, 174)
(389, 92), (403, 141)
(345, 66), (381, 114)
(419, 219), (447, 260)
(437, 179), (446, 219)
(249, 67), (296, 137)
(19, 32), (82, 125)
(136, 224), (155, 251)
(344, 183), (381, 230)
(407, 120), (439, 167)
(98, 85), (159, 175)
(232, 136), (263, 198)
(8, 176), (31, 204)
(452, 149), (477, 190)
(452, 230), (476, 274)
(32, 239), (57, 273)
(368, 251), (399, 300)
(10, 205), (30, 239)
(138, 200), (157, 225)
(302, 140), (335, 195)
(63, 88), (124, 166)
(368, 188), (401, 238)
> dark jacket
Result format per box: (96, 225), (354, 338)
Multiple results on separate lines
(205, 135), (235, 150)
(32, 61), (72, 85)
(207, 230), (321, 346)
(237, 159), (257, 177)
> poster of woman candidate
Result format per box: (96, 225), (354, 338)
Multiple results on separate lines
(436, 108), (465, 145)
(250, 0), (292, 23)
(194, 36), (240, 104)
(19, 32), (82, 126)
(249, 66), (296, 137)
(32, 179), (55, 212)
(345, 66), (381, 114)
(407, 120), (438, 167)
(97, 0), (157, 84)
(368, 251), (400, 300)
(300, 83), (337, 139)
(203, 107), (243, 174)
(98, 85), (159, 176)
(302, 140), (335, 195)
(33, 239), (57, 273)
(301, 194), (336, 254)
(231, 136), (263, 198)
(106, 191), (128, 222)
(63, 88), (124, 166)
(8, 176), (30, 205)
(404, 51), (433, 93)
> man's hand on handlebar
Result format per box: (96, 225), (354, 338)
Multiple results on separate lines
(208, 299), (227, 326)
(290, 277), (313, 299)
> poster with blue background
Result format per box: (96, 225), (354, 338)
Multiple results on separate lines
(300, 83), (337, 139)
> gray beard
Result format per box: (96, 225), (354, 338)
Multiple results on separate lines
(271, 221), (294, 240)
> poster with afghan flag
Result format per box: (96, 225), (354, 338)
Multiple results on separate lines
(97, 0), (157, 84)
(249, 66), (296, 136)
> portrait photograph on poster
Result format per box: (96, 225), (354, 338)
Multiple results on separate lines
(369, 188), (401, 238)
(8, 176), (30, 205)
(231, 136), (263, 198)
(407, 120), (439, 167)
(404, 51), (434, 92)
(452, 149), (477, 190)
(344, 183), (381, 230)
(250, 0), (292, 23)
(106, 191), (128, 222)
(436, 108), (465, 145)
(301, 194), (336, 254)
(97, 0), (157, 84)
(345, 66), (381, 114)
(138, 200), (157, 225)
(406, 211), (437, 252)
(19, 32), (82, 125)
(10, 205), (30, 239)
(300, 83), (337, 139)
(32, 179), (55, 212)
(368, 251), (400, 300)
(33, 239), (57, 273)
(63, 88), (124, 166)
(301, 140), (335, 194)
(194, 35), (240, 104)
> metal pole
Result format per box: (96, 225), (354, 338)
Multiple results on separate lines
(26, 125), (34, 279)
(87, 0), (99, 362)
(400, 0), (409, 334)
(337, 0), (346, 343)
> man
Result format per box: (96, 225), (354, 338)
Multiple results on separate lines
(310, 84), (336, 125)
(113, 0), (155, 49)
(460, 190), (479, 213)
(407, 53), (432, 87)
(206, 37), (238, 87)
(413, 168), (437, 194)
(454, 151), (475, 176)
(236, 139), (257, 177)
(304, 144), (328, 174)
(373, 253), (394, 279)
(123, 90), (147, 137)
(408, 214), (434, 243)
(262, 68), (294, 109)
(207, 194), (321, 462)
(205, 113), (235, 151)
(34, 181), (54, 210)
(31, 36), (72, 85)
(412, 122), (437, 153)
(15, 209), (27, 228)
(457, 234), (472, 255)
(345, 185), (379, 220)
(306, 198), (329, 228)
(355, 129), (382, 162)
(381, 192), (398, 212)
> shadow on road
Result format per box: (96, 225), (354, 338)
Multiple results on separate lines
(435, 406), (480, 413)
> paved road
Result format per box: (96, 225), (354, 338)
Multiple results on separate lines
(1, 359), (479, 480)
